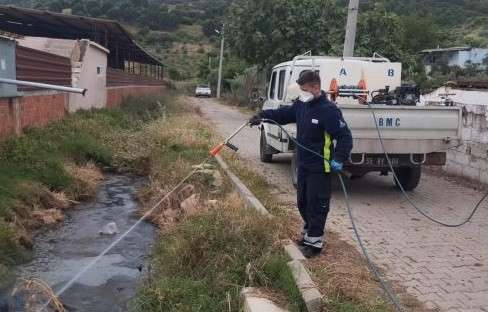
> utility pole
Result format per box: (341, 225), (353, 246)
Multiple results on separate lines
(343, 0), (359, 57)
(216, 25), (225, 98)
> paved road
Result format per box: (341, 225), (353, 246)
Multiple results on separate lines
(191, 97), (488, 312)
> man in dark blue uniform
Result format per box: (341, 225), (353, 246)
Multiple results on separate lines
(249, 71), (353, 258)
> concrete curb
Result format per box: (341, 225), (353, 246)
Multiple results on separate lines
(242, 288), (289, 312)
(284, 240), (306, 261)
(288, 260), (323, 312)
(284, 241), (323, 311)
(215, 155), (323, 312)
(215, 155), (270, 216)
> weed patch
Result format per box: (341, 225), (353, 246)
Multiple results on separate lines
(130, 98), (305, 311)
(132, 193), (305, 312)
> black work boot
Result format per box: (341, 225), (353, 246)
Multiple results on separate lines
(294, 238), (306, 246)
(300, 245), (322, 258)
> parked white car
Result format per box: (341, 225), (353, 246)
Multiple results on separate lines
(195, 84), (212, 97)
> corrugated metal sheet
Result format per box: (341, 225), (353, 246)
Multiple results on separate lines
(0, 5), (163, 67)
(107, 68), (164, 87)
(16, 45), (72, 91)
(0, 36), (18, 97)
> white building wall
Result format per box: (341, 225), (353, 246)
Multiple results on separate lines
(18, 37), (109, 112)
(425, 88), (488, 183)
(447, 48), (488, 68)
(69, 41), (108, 112)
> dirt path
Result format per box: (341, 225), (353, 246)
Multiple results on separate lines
(190, 97), (488, 312)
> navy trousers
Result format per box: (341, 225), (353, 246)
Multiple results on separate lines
(297, 168), (331, 248)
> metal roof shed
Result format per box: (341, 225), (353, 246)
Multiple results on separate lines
(0, 5), (163, 72)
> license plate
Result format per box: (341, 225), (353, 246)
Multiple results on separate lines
(364, 157), (400, 166)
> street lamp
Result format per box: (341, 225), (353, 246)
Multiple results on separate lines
(215, 26), (224, 98)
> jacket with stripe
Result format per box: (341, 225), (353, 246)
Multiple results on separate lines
(260, 92), (353, 173)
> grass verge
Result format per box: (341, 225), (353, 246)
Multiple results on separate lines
(220, 153), (397, 312)
(130, 97), (306, 311)
(132, 193), (305, 312)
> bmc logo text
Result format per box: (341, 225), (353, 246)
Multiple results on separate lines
(378, 117), (400, 128)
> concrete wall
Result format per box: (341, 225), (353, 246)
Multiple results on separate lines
(451, 48), (488, 68)
(444, 102), (488, 184)
(423, 88), (488, 106)
(69, 41), (108, 112)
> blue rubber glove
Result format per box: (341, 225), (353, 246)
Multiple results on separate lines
(330, 160), (343, 173)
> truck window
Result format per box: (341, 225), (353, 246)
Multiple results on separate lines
(277, 69), (286, 100)
(269, 71), (277, 99)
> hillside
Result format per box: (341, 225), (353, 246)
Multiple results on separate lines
(379, 0), (488, 47)
(2, 0), (487, 52)
(0, 0), (229, 83)
(382, 0), (488, 26)
(1, 0), (487, 90)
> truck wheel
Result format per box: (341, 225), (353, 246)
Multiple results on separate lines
(260, 130), (273, 163)
(394, 167), (421, 191)
(291, 151), (298, 189)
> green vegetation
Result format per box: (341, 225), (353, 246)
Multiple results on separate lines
(0, 95), (171, 280)
(226, 0), (487, 91)
(131, 196), (305, 311)
(0, 0), (229, 88)
(226, 0), (344, 69)
(126, 99), (305, 311)
(0, 95), (305, 309)
(327, 298), (391, 312)
(222, 154), (286, 216)
(3, 0), (487, 92)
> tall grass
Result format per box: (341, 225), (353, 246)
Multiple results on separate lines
(131, 194), (306, 312)
(0, 95), (172, 271)
(0, 94), (307, 310)
(126, 98), (306, 311)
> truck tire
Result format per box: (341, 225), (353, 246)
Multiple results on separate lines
(260, 130), (273, 163)
(291, 151), (298, 189)
(394, 166), (421, 191)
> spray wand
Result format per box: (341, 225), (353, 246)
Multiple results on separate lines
(209, 122), (249, 156)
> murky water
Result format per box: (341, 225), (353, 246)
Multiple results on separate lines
(0, 175), (157, 312)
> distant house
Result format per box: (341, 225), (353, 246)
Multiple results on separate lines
(420, 47), (488, 74)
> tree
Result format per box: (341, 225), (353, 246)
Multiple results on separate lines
(202, 19), (222, 38)
(226, 0), (345, 69)
(355, 3), (404, 61)
(399, 15), (444, 54)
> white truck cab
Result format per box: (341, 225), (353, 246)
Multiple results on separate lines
(260, 54), (462, 190)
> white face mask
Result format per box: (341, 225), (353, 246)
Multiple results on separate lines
(299, 91), (314, 103)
